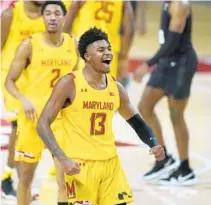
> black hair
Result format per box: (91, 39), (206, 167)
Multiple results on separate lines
(41, 0), (67, 15)
(78, 27), (110, 60)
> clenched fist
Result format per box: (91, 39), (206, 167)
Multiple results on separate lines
(60, 157), (81, 175)
(150, 145), (165, 161)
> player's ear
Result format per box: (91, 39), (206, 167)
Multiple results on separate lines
(84, 53), (90, 61)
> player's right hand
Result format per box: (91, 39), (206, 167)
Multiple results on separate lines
(20, 96), (37, 122)
(60, 158), (81, 176)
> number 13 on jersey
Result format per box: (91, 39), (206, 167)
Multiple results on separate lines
(90, 113), (106, 135)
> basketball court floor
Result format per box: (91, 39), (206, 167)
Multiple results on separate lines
(1, 2), (211, 205)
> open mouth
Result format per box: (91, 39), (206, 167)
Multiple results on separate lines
(102, 60), (111, 65)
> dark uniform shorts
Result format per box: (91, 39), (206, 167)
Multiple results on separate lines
(147, 49), (198, 99)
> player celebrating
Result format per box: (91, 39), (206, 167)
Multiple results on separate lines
(1, 0), (71, 198)
(63, 0), (134, 86)
(37, 27), (165, 205)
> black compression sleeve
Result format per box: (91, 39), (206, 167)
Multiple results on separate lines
(147, 31), (181, 67)
(127, 114), (158, 148)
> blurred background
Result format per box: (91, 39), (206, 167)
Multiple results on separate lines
(128, 1), (211, 72)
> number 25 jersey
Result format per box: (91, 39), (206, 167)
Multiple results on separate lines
(61, 70), (120, 160)
(73, 1), (123, 53)
(23, 33), (78, 115)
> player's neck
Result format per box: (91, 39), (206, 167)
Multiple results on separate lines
(43, 32), (64, 47)
(83, 66), (107, 89)
(24, 2), (41, 14)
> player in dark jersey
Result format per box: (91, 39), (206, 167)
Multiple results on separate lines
(134, 1), (197, 185)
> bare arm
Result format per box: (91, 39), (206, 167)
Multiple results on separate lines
(5, 38), (32, 101)
(1, 7), (13, 49)
(117, 82), (136, 120)
(169, 1), (189, 32)
(63, 1), (83, 34)
(117, 82), (158, 148)
(72, 38), (80, 71)
(37, 75), (75, 160)
(119, 1), (135, 59)
(117, 82), (165, 160)
(146, 1), (190, 67)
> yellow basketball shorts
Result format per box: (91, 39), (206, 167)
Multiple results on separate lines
(65, 156), (133, 205)
(15, 112), (65, 163)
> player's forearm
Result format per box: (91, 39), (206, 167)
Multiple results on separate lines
(147, 31), (181, 67)
(119, 33), (134, 59)
(37, 119), (67, 160)
(127, 114), (158, 148)
(63, 18), (73, 33)
(63, 3), (79, 33)
(5, 78), (25, 101)
(120, 2), (135, 59)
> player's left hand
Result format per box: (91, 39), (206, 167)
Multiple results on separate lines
(150, 145), (165, 161)
(133, 62), (149, 83)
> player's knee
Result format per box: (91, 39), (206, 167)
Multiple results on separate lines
(169, 108), (184, 125)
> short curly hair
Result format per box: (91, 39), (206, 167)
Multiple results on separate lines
(41, 0), (67, 15)
(78, 27), (110, 60)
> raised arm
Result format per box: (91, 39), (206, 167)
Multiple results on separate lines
(119, 1), (135, 59)
(117, 1), (134, 82)
(63, 1), (84, 34)
(117, 82), (165, 160)
(1, 6), (13, 49)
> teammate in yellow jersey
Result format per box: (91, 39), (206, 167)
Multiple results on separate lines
(1, 0), (45, 199)
(63, 0), (134, 86)
(5, 1), (78, 205)
(37, 27), (165, 205)
(1, 0), (72, 197)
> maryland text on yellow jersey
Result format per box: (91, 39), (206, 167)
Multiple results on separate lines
(22, 32), (78, 115)
(1, 0), (71, 71)
(1, 1), (45, 71)
(61, 69), (120, 160)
